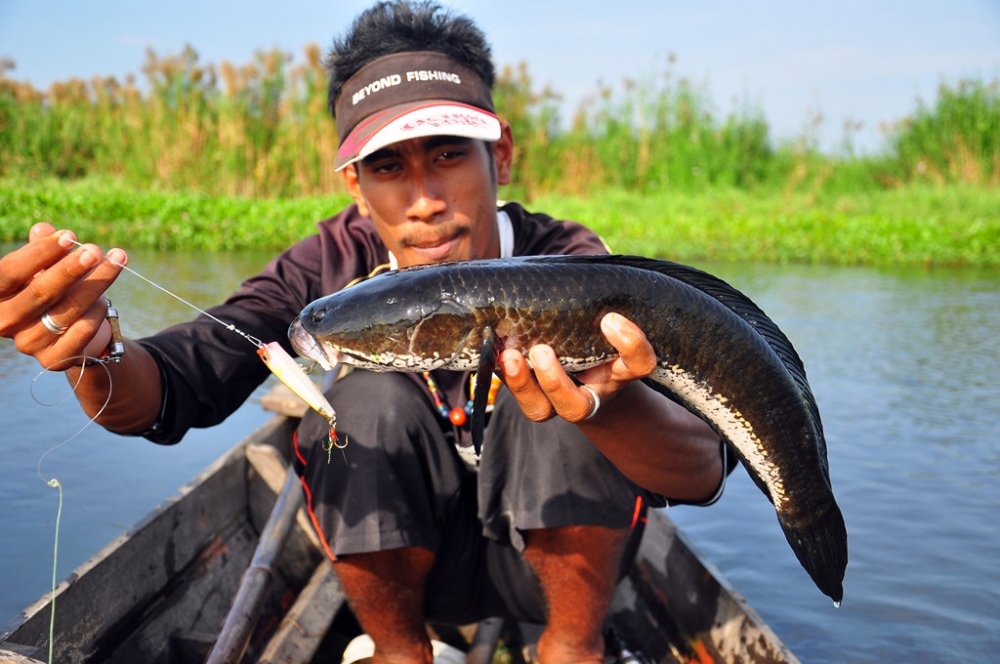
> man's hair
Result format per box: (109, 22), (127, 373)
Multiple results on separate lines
(326, 0), (496, 118)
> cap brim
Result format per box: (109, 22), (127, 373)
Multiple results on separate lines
(334, 101), (501, 171)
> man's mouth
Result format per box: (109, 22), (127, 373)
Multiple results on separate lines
(406, 228), (466, 261)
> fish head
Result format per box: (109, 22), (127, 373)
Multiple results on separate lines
(290, 267), (477, 372)
(288, 316), (340, 370)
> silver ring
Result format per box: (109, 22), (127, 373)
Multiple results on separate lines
(41, 309), (69, 335)
(581, 385), (601, 420)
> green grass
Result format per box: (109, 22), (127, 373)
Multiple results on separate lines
(0, 177), (353, 251)
(532, 186), (1000, 267)
(3, 178), (997, 268)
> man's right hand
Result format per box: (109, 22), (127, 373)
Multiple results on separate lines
(0, 223), (127, 371)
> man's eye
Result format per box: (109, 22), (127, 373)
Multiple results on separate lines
(371, 161), (401, 174)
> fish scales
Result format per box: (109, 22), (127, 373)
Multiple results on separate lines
(289, 254), (848, 602)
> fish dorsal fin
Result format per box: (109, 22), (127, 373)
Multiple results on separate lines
(523, 254), (826, 456)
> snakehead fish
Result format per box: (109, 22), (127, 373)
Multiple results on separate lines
(288, 254), (848, 603)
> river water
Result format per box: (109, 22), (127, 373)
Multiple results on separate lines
(1, 248), (998, 662)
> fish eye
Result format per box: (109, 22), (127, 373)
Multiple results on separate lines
(309, 308), (327, 323)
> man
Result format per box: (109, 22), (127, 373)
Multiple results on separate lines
(0, 2), (726, 662)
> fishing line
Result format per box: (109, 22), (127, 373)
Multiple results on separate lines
(26, 239), (341, 660)
(24, 240), (341, 662)
(64, 240), (343, 447)
(31, 357), (114, 664)
(65, 240), (341, 441)
(66, 238), (266, 349)
(28, 240), (344, 659)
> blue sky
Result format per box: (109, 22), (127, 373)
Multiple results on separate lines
(1, 0), (998, 153)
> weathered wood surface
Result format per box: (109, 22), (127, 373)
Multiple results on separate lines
(0, 649), (46, 664)
(0, 415), (312, 664)
(258, 560), (345, 664)
(206, 467), (303, 664)
(609, 508), (801, 664)
(0, 434), (252, 662)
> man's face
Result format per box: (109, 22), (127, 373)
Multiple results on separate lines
(343, 123), (513, 268)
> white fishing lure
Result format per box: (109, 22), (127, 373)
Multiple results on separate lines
(257, 341), (336, 422)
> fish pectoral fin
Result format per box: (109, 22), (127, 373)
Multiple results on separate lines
(471, 326), (497, 456)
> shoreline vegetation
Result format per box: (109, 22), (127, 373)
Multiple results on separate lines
(1, 45), (998, 267)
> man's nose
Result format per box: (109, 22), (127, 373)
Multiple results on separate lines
(406, 172), (447, 220)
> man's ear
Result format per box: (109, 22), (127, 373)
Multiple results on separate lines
(342, 165), (370, 216)
(494, 122), (514, 186)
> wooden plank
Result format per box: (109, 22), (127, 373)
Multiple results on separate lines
(259, 560), (345, 664)
(206, 467), (303, 664)
(0, 416), (294, 662)
(261, 383), (309, 419)
(0, 446), (249, 662)
(0, 649), (47, 664)
(609, 509), (799, 664)
(107, 419), (315, 664)
(106, 521), (260, 664)
(245, 443), (323, 577)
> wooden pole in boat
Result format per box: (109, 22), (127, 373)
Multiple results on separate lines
(206, 465), (302, 664)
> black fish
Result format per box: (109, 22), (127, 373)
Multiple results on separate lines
(289, 254), (848, 602)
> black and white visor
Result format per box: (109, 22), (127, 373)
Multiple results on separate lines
(333, 51), (501, 171)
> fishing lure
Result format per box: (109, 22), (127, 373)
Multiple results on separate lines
(62, 239), (343, 454)
(257, 341), (343, 459)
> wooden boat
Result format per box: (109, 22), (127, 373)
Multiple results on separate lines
(0, 386), (799, 664)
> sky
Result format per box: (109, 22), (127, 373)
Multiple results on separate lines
(1, 0), (998, 154)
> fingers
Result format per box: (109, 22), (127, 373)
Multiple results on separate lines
(498, 347), (555, 421)
(40, 246), (126, 319)
(0, 227), (75, 299)
(8, 243), (123, 325)
(41, 306), (114, 372)
(28, 222), (58, 241)
(598, 313), (657, 382)
(498, 313), (657, 424)
(499, 345), (602, 423)
(0, 228), (127, 368)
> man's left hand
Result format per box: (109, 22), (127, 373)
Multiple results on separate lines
(498, 312), (657, 423)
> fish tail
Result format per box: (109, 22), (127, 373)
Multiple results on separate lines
(780, 503), (848, 604)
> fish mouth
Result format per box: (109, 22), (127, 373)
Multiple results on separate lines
(288, 317), (339, 371)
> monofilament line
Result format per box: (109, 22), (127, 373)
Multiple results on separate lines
(33, 358), (114, 664)
(68, 239), (265, 349)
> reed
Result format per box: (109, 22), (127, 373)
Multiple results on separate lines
(882, 78), (1000, 187)
(0, 45), (338, 198)
(0, 46), (997, 199)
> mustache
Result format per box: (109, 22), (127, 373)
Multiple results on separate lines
(400, 221), (468, 248)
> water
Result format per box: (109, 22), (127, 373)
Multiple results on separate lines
(0, 248), (277, 627)
(669, 262), (1000, 662)
(1, 249), (998, 662)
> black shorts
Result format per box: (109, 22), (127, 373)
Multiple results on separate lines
(293, 370), (658, 624)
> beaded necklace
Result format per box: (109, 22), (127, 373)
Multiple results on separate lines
(422, 371), (501, 426)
